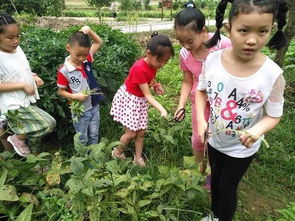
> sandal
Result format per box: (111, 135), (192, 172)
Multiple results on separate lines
(7, 134), (30, 157)
(133, 157), (146, 167)
(111, 148), (126, 160)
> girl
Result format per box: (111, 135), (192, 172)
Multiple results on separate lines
(0, 13), (56, 157)
(110, 33), (174, 166)
(196, 0), (288, 220)
(174, 1), (231, 190)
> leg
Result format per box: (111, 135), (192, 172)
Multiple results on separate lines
(133, 129), (145, 166)
(208, 144), (224, 218)
(73, 108), (92, 146)
(191, 95), (210, 163)
(87, 105), (100, 145)
(217, 151), (255, 221)
(8, 105), (56, 153)
(112, 127), (136, 159)
(0, 127), (12, 151)
(208, 143), (255, 221)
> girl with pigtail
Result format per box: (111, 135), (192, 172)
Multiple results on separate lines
(174, 1), (232, 191)
(196, 0), (288, 220)
(110, 32), (174, 166)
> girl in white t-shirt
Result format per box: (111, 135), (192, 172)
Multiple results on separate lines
(174, 1), (232, 191)
(196, 0), (288, 220)
(0, 13), (56, 157)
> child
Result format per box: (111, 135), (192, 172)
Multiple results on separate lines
(174, 1), (231, 190)
(196, 0), (288, 220)
(110, 33), (174, 166)
(57, 26), (103, 146)
(0, 12), (56, 157)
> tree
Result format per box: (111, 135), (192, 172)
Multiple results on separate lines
(87, 0), (112, 21)
(0, 0), (65, 16)
(274, 0), (295, 67)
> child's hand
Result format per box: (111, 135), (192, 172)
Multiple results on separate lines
(23, 83), (35, 95)
(160, 108), (168, 118)
(239, 130), (259, 148)
(33, 74), (44, 87)
(153, 83), (164, 95)
(74, 92), (89, 102)
(80, 26), (91, 35)
(174, 107), (185, 122)
(197, 120), (208, 144)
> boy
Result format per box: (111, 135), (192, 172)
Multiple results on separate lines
(57, 26), (103, 145)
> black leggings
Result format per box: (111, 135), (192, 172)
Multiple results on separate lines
(208, 143), (255, 221)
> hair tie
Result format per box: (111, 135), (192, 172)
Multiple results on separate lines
(151, 31), (158, 38)
(185, 1), (195, 8)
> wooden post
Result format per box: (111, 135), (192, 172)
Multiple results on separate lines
(161, 0), (164, 21)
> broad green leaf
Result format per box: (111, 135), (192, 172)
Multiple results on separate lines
(16, 203), (33, 221)
(147, 210), (159, 217)
(19, 193), (39, 205)
(37, 152), (51, 158)
(0, 185), (19, 201)
(0, 168), (8, 186)
(70, 157), (85, 175)
(163, 135), (175, 144)
(183, 156), (197, 168)
(138, 200), (151, 208)
(115, 188), (129, 198)
(113, 174), (129, 186)
(26, 154), (48, 163)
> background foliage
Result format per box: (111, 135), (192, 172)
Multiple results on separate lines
(0, 0), (65, 16)
(20, 24), (141, 139)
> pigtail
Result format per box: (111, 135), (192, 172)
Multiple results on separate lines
(267, 0), (288, 50)
(0, 12), (16, 33)
(204, 0), (233, 48)
(151, 31), (158, 38)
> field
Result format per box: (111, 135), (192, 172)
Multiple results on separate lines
(0, 0), (294, 220)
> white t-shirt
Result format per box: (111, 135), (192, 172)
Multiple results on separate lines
(198, 50), (284, 158)
(0, 46), (39, 115)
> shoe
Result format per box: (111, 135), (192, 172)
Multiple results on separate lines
(111, 148), (126, 160)
(203, 174), (211, 192)
(200, 214), (219, 221)
(7, 135), (30, 157)
(133, 157), (146, 167)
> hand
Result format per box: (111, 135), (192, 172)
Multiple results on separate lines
(153, 83), (164, 95)
(239, 130), (259, 148)
(197, 120), (208, 144)
(74, 92), (89, 102)
(174, 107), (185, 122)
(23, 83), (35, 95)
(160, 108), (168, 118)
(33, 74), (44, 87)
(80, 26), (91, 35)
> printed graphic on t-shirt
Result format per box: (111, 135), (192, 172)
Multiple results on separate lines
(207, 80), (265, 138)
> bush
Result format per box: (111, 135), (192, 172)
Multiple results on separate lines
(0, 0), (65, 16)
(20, 24), (141, 139)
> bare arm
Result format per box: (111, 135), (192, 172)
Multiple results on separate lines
(139, 83), (167, 118)
(57, 88), (88, 102)
(0, 82), (35, 95)
(80, 26), (103, 54)
(240, 115), (281, 148)
(195, 90), (208, 144)
(175, 71), (193, 116)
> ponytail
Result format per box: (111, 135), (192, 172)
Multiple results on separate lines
(204, 0), (233, 48)
(267, 0), (288, 50)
